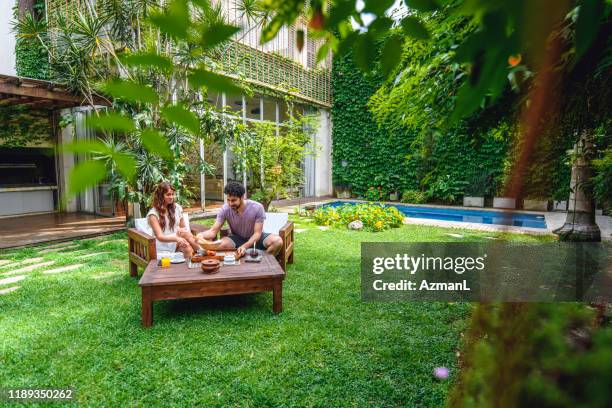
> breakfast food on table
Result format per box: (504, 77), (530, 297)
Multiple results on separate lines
(195, 237), (222, 250)
(201, 259), (220, 274)
(191, 255), (204, 263)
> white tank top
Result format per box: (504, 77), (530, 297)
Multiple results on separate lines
(146, 204), (183, 254)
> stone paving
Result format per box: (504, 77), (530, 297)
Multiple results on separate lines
(0, 286), (21, 295)
(1, 261), (56, 276)
(0, 236), (124, 296)
(43, 264), (84, 274)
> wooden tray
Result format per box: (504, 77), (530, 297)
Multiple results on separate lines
(193, 249), (242, 262)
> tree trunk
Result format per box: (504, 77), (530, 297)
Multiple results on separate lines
(553, 132), (601, 242)
(17, 0), (35, 20)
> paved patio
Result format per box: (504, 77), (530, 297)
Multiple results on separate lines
(0, 213), (126, 250)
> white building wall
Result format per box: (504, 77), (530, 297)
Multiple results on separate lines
(0, 1), (17, 75)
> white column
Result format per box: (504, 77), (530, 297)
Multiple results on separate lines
(315, 108), (333, 197)
(0, 1), (17, 76)
(222, 93), (228, 203)
(275, 101), (280, 136)
(199, 138), (205, 210)
(57, 109), (78, 212)
(242, 95), (247, 193)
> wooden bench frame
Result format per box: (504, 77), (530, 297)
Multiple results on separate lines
(128, 221), (294, 277)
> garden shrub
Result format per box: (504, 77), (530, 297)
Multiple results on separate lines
(592, 148), (612, 214)
(313, 204), (404, 231)
(449, 303), (612, 408)
(364, 186), (388, 201)
(400, 189), (428, 204)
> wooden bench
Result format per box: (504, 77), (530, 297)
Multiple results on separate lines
(128, 213), (294, 277)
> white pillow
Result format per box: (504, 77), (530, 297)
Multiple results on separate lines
(263, 212), (288, 234)
(134, 217), (153, 236)
(182, 212), (190, 232)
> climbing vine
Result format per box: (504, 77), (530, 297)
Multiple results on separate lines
(0, 106), (52, 147)
(332, 45), (513, 203)
(14, 0), (49, 80)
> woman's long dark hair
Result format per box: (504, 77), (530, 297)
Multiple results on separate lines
(151, 182), (176, 231)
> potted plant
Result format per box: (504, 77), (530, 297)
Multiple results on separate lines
(491, 174), (517, 209)
(463, 173), (488, 207)
(493, 196), (517, 209)
(334, 183), (345, 198)
(334, 181), (352, 199)
(388, 174), (401, 201)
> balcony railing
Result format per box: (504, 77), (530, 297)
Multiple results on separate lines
(45, 0), (332, 107)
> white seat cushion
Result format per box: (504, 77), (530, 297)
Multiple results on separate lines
(263, 212), (288, 234)
(182, 212), (190, 232)
(135, 212), (190, 235)
(134, 217), (153, 236)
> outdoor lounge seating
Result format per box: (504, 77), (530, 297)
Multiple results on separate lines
(128, 212), (294, 276)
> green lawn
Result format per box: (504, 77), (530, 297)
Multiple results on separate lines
(0, 218), (552, 407)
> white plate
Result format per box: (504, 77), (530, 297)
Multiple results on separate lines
(170, 253), (185, 263)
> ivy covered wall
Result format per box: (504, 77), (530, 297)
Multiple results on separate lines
(14, 0), (49, 80)
(0, 106), (52, 148)
(331, 52), (514, 202)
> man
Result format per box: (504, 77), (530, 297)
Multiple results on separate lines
(197, 181), (283, 257)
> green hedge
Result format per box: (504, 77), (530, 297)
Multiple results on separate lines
(449, 303), (612, 407)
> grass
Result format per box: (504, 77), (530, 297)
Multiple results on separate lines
(0, 217), (552, 407)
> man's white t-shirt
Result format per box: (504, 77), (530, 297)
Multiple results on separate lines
(147, 204), (183, 254)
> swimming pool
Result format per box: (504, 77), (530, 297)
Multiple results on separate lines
(323, 201), (548, 229)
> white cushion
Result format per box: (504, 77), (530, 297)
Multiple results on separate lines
(134, 217), (153, 236)
(182, 212), (190, 232)
(136, 212), (190, 235)
(263, 212), (288, 234)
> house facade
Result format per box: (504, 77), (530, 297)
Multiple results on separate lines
(0, 0), (333, 218)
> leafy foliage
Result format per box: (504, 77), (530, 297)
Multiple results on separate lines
(13, 0), (49, 80)
(14, 0), (249, 209)
(400, 189), (428, 204)
(231, 100), (316, 209)
(0, 106), (51, 147)
(332, 40), (512, 203)
(261, 0), (609, 124)
(313, 203), (404, 232)
(449, 303), (612, 408)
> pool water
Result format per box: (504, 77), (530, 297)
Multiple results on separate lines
(323, 201), (548, 229)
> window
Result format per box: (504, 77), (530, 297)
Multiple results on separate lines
(245, 95), (261, 120)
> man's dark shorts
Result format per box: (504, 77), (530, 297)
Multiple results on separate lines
(227, 233), (270, 250)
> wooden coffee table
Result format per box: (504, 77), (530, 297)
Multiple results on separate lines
(138, 253), (285, 327)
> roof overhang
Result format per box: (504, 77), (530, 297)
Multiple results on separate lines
(0, 74), (110, 110)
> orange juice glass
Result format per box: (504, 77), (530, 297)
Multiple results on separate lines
(161, 257), (171, 268)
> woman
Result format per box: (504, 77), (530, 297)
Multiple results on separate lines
(148, 182), (199, 259)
